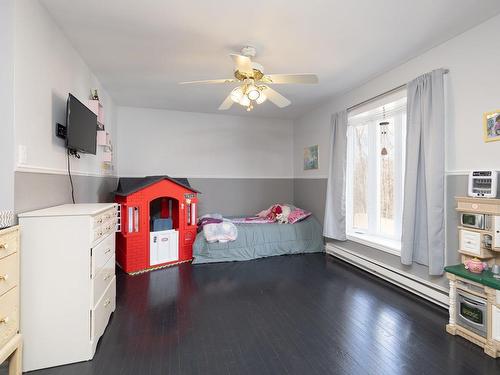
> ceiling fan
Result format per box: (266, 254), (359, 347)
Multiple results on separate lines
(179, 46), (319, 112)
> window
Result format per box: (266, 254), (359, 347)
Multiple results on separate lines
(346, 92), (406, 254)
(127, 206), (140, 233)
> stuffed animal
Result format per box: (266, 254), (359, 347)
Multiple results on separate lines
(275, 205), (291, 224)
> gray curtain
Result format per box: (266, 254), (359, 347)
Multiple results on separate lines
(401, 69), (445, 275)
(323, 111), (348, 240)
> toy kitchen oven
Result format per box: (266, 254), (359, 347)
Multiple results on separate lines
(455, 281), (488, 338)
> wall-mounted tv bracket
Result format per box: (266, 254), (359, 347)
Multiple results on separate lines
(57, 123), (80, 158)
(56, 123), (67, 140)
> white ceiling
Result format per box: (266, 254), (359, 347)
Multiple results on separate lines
(41, 0), (500, 119)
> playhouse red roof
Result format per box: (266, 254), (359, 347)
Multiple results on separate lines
(114, 176), (200, 196)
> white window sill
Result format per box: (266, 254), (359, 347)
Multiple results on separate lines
(346, 232), (401, 256)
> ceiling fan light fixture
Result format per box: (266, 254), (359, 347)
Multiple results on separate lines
(239, 95), (250, 106)
(230, 87), (244, 103)
(246, 85), (260, 101)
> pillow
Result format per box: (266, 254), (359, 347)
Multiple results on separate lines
(288, 208), (312, 224)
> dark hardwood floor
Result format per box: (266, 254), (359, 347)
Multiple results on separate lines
(20, 254), (500, 374)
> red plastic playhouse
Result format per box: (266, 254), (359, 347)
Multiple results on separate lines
(114, 176), (200, 274)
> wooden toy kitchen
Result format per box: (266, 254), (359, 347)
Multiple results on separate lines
(445, 195), (500, 358)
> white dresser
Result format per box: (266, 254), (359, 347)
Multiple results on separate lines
(0, 226), (22, 375)
(18, 203), (118, 372)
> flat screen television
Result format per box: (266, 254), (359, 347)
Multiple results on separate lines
(66, 93), (97, 155)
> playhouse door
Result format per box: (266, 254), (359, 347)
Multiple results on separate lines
(150, 230), (179, 266)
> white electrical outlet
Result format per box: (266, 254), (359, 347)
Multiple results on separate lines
(18, 145), (27, 164)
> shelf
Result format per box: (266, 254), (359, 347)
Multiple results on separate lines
(457, 226), (493, 235)
(456, 196), (500, 215)
(88, 99), (104, 126)
(456, 196), (500, 204)
(459, 247), (496, 259)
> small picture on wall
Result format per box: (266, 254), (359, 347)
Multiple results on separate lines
(304, 145), (319, 170)
(484, 110), (500, 142)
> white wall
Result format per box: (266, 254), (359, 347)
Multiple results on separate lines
(293, 14), (500, 178)
(14, 0), (117, 177)
(117, 107), (293, 178)
(0, 0), (15, 211)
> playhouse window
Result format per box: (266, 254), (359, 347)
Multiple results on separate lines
(127, 206), (140, 233)
(186, 202), (196, 226)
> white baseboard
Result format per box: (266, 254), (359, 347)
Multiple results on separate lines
(326, 243), (449, 308)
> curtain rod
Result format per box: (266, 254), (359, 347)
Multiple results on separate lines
(347, 68), (449, 112)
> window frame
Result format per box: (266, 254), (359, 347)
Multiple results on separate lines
(345, 94), (407, 255)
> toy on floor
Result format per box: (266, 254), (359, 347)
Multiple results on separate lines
(114, 176), (200, 274)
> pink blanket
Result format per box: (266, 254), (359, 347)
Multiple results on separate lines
(231, 204), (311, 225)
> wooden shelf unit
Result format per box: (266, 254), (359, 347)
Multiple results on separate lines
(88, 99), (113, 171)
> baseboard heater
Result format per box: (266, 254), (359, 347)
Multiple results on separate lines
(326, 243), (449, 308)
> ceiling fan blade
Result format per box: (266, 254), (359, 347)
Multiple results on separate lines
(263, 86), (291, 108)
(179, 78), (237, 85)
(230, 53), (253, 75)
(218, 94), (234, 110)
(262, 74), (318, 84)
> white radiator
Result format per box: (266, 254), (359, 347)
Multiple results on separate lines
(326, 243), (449, 308)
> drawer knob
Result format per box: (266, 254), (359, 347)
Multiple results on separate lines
(0, 274), (8, 281)
(0, 243), (8, 250)
(0, 316), (9, 324)
(104, 273), (113, 281)
(105, 248), (112, 254)
(104, 299), (111, 307)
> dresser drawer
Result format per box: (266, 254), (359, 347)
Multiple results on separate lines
(93, 207), (118, 228)
(0, 286), (19, 348)
(93, 218), (117, 245)
(102, 218), (117, 237)
(92, 277), (115, 342)
(93, 213), (106, 228)
(92, 233), (115, 277)
(0, 253), (18, 297)
(0, 229), (18, 260)
(92, 254), (115, 308)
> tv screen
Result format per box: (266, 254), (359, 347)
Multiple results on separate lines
(66, 93), (97, 155)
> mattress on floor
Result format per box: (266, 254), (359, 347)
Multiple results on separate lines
(192, 216), (324, 264)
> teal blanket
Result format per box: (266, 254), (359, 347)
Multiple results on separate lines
(192, 216), (324, 264)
